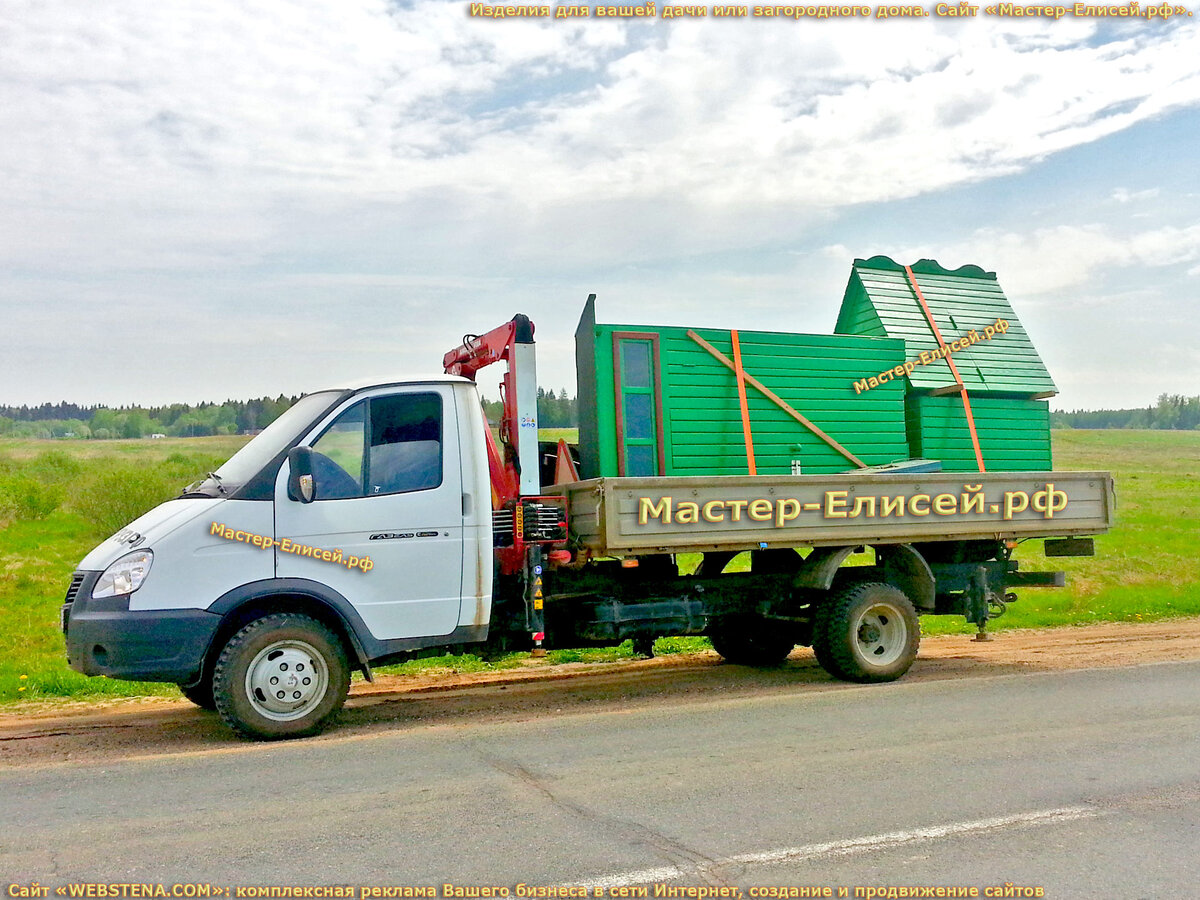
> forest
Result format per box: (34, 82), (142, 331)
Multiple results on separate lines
(2, 391), (1196, 439)
(0, 388), (581, 439)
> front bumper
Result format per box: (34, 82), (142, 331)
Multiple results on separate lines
(63, 571), (221, 684)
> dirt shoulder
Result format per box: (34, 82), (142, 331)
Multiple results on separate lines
(4, 617), (1200, 769)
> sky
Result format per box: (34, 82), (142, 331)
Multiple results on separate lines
(1, 0), (1198, 411)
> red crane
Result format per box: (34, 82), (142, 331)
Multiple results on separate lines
(443, 313), (541, 507)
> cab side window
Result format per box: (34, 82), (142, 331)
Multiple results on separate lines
(366, 393), (443, 495)
(310, 402), (365, 500)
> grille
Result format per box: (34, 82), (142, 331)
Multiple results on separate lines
(64, 572), (86, 605)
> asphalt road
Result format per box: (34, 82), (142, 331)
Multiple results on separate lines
(4, 661), (1199, 899)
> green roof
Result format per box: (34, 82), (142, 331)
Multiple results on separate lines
(834, 256), (1057, 398)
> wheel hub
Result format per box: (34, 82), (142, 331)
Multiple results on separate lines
(853, 603), (907, 667)
(246, 640), (329, 721)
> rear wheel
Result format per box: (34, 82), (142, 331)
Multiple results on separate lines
(709, 615), (796, 666)
(631, 636), (656, 658)
(212, 613), (350, 740)
(812, 582), (919, 683)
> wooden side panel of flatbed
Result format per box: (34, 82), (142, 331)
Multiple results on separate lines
(553, 471), (1114, 556)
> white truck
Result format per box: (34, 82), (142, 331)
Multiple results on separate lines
(62, 313), (1114, 739)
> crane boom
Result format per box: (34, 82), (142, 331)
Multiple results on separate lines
(443, 314), (541, 501)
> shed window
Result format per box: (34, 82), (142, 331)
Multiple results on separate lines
(622, 341), (652, 389)
(614, 335), (663, 476)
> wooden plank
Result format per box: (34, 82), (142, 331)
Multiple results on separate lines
(686, 330), (869, 469)
(912, 395), (1052, 473)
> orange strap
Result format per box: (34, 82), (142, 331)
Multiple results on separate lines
(688, 330), (867, 469)
(903, 265), (986, 473)
(730, 330), (757, 475)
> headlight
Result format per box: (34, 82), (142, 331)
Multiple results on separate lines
(93, 549), (154, 599)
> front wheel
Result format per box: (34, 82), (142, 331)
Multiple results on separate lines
(179, 678), (216, 710)
(812, 583), (919, 683)
(212, 613), (350, 740)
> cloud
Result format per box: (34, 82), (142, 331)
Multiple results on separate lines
(1112, 187), (1161, 203)
(2, 1), (1199, 405)
(864, 223), (1200, 296)
(2, 2), (1199, 276)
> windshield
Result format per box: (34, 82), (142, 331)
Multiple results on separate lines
(211, 391), (348, 488)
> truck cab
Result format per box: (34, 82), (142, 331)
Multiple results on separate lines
(64, 376), (496, 738)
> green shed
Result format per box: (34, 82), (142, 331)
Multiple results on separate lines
(834, 256), (1057, 473)
(574, 296), (911, 480)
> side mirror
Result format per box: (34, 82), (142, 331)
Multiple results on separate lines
(287, 446), (316, 503)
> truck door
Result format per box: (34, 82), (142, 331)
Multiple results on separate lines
(274, 385), (464, 641)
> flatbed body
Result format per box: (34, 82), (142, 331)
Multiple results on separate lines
(555, 470), (1115, 557)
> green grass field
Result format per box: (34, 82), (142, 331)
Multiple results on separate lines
(921, 429), (1200, 635)
(1, 429), (1196, 704)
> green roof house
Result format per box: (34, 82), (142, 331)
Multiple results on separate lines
(573, 256), (1057, 481)
(834, 256), (1057, 473)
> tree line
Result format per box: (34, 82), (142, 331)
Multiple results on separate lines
(0, 390), (580, 440)
(0, 396), (302, 440)
(480, 388), (578, 429)
(5, 390), (1195, 440)
(1051, 394), (1200, 431)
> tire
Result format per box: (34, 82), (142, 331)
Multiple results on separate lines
(631, 636), (656, 658)
(812, 582), (920, 683)
(212, 613), (350, 740)
(709, 615), (796, 667)
(179, 678), (216, 711)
